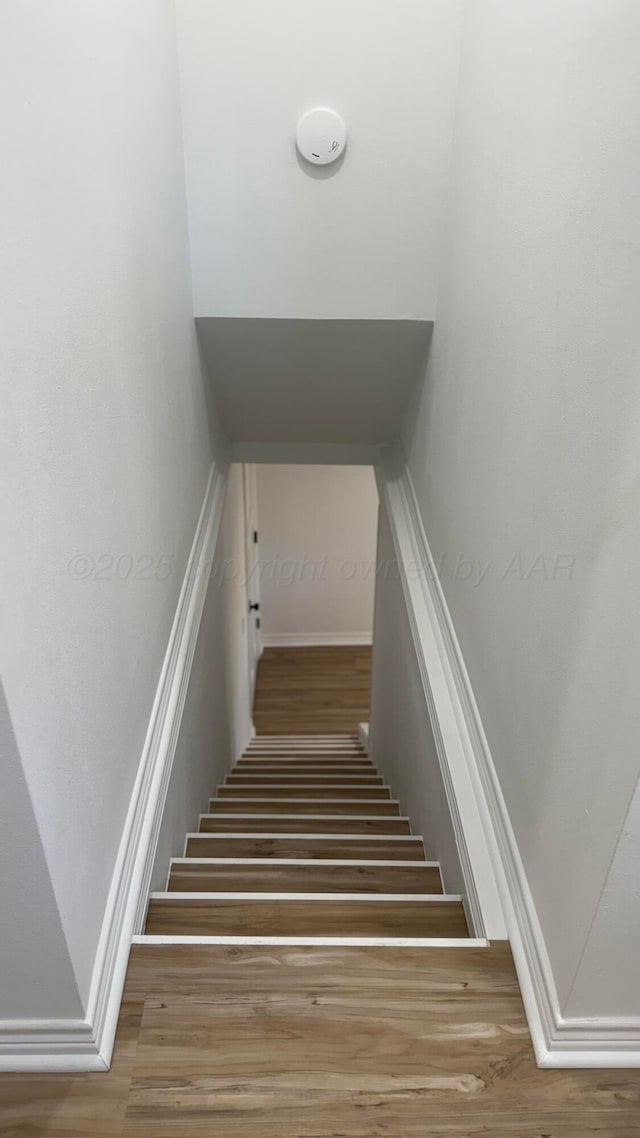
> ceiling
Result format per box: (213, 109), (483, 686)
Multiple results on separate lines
(196, 317), (432, 458)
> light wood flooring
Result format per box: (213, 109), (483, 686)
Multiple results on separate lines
(252, 645), (372, 734)
(3, 944), (640, 1136)
(2, 709), (640, 1134)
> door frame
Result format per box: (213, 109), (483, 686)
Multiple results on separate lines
(242, 463), (262, 714)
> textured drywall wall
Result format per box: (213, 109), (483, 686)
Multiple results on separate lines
(257, 465), (378, 639)
(565, 774), (640, 1018)
(176, 0), (463, 317)
(369, 512), (465, 896)
(0, 684), (82, 1019)
(402, 0), (640, 1015)
(150, 539), (232, 893)
(0, 0), (224, 1015)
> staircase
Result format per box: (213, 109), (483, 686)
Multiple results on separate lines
(142, 734), (471, 941)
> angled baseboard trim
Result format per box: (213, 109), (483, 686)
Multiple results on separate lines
(376, 450), (504, 946)
(0, 463), (228, 1072)
(357, 722), (370, 753)
(88, 461), (228, 1070)
(377, 443), (640, 1067)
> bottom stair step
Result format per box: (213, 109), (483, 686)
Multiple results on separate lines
(144, 895), (468, 937)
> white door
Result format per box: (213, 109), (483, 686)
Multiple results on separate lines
(243, 463), (262, 705)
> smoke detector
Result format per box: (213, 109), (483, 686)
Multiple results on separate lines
(296, 107), (347, 166)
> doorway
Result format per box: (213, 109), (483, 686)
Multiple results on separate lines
(249, 463), (378, 735)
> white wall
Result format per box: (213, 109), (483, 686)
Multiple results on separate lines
(0, 683), (82, 1019)
(257, 465), (378, 640)
(175, 0), (463, 318)
(0, 0), (226, 1020)
(150, 538), (232, 892)
(567, 773), (640, 1019)
(402, 0), (640, 1017)
(370, 512), (465, 898)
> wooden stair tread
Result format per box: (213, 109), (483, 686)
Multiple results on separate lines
(184, 836), (426, 859)
(230, 774), (380, 784)
(144, 710), (472, 949)
(226, 773), (384, 784)
(144, 896), (468, 937)
(168, 861), (443, 893)
(245, 748), (367, 754)
(217, 784), (392, 798)
(206, 800), (400, 816)
(233, 764), (376, 774)
(197, 815), (412, 834)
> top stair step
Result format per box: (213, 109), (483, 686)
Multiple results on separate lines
(248, 737), (359, 746)
(234, 763), (375, 774)
(246, 749), (364, 753)
(248, 739), (364, 744)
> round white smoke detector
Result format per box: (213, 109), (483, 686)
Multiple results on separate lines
(296, 107), (347, 166)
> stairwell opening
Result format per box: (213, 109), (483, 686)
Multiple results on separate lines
(142, 458), (473, 943)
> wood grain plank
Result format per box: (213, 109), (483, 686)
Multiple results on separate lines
(118, 944), (640, 1137)
(245, 750), (368, 757)
(7, 947), (640, 1136)
(197, 815), (412, 834)
(167, 861), (443, 893)
(184, 836), (425, 859)
(123, 942), (515, 998)
(246, 739), (365, 745)
(233, 763), (376, 774)
(124, 1103), (640, 1138)
(244, 756), (370, 763)
(246, 742), (367, 748)
(144, 897), (468, 936)
(205, 799), (400, 816)
(225, 773), (384, 784)
(253, 646), (372, 735)
(217, 784), (391, 798)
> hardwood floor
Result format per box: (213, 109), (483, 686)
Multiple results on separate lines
(120, 944), (640, 1137)
(2, 707), (640, 1135)
(253, 646), (372, 734)
(3, 946), (639, 1136)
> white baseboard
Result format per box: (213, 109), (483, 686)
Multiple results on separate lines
(0, 463), (228, 1072)
(357, 722), (370, 753)
(378, 443), (640, 1067)
(261, 633), (373, 647)
(0, 1019), (101, 1072)
(376, 450), (504, 945)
